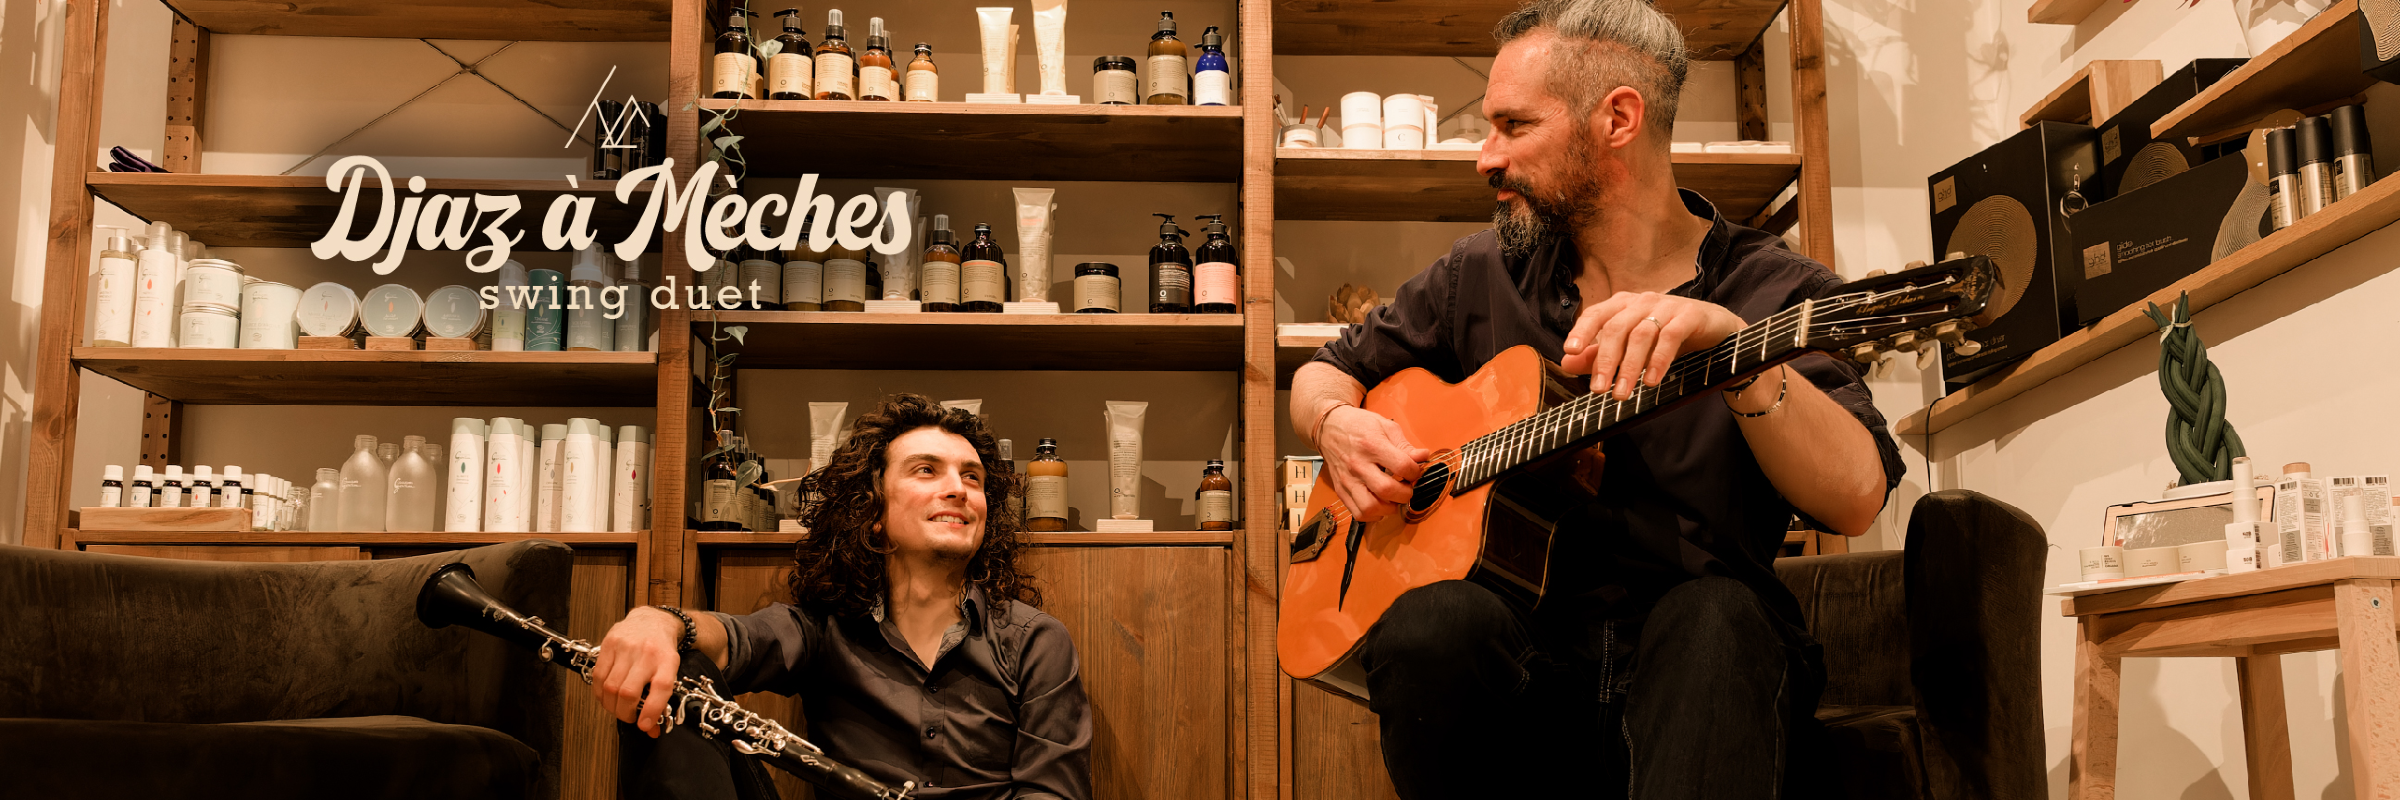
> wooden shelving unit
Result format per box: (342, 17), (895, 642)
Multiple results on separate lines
(2027, 0), (2117, 26)
(697, 530), (1238, 547)
(701, 311), (1245, 371)
(1275, 148), (1803, 222)
(86, 173), (650, 249)
(1896, 158), (2400, 436)
(2149, 1), (2369, 144)
(698, 100), (1245, 182)
(68, 529), (643, 547)
(72, 348), (661, 406)
(1273, 0), (1789, 59)
(1276, 333), (1337, 388)
(2019, 60), (2162, 127)
(162, 0), (672, 40)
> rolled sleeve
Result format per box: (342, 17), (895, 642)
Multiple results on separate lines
(710, 603), (820, 697)
(1312, 248), (1463, 387)
(1009, 614), (1093, 800)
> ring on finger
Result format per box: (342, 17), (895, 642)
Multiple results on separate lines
(1643, 316), (1663, 331)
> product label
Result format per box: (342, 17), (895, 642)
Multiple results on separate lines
(1153, 263), (1193, 305)
(783, 260), (824, 304)
(130, 486), (152, 507)
(1096, 70), (1137, 104)
(1074, 274), (1120, 311)
(1199, 489), (1234, 524)
(220, 485), (241, 508)
(1195, 261), (1237, 306)
(1147, 54), (1187, 99)
(99, 486), (121, 507)
(1932, 176), (1957, 214)
(769, 53), (813, 97)
(1193, 70), (1230, 105)
(962, 259), (1007, 304)
(2101, 125), (2122, 164)
(93, 256), (134, 343)
(824, 259), (867, 303)
(714, 52), (758, 98)
(905, 69), (939, 101)
(2081, 243), (2111, 279)
(815, 52), (855, 97)
(741, 260), (783, 304)
(859, 65), (895, 99)
(704, 480), (739, 523)
(1027, 475), (1068, 520)
(921, 261), (962, 304)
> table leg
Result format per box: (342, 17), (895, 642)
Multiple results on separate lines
(2334, 579), (2400, 800)
(2237, 655), (2294, 800)
(2072, 617), (2120, 800)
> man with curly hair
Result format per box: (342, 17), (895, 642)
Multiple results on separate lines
(591, 393), (1092, 800)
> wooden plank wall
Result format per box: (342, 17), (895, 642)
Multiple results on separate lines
(1291, 689), (1400, 800)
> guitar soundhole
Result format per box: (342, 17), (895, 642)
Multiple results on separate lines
(1405, 459), (1453, 520)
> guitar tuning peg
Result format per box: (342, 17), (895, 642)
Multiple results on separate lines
(1846, 342), (1884, 365)
(1885, 331), (1919, 354)
(1945, 251), (1969, 261)
(1928, 319), (1983, 356)
(1902, 259), (1928, 271)
(1952, 338), (1983, 357)
(1864, 268), (1888, 279)
(1916, 344), (1940, 369)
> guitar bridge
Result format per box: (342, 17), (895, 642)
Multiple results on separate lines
(1289, 510), (1334, 563)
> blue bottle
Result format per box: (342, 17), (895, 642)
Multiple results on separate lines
(1193, 26), (1230, 107)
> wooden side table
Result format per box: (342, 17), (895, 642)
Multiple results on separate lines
(2066, 557), (2400, 800)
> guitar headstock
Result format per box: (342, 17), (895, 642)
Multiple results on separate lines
(1803, 255), (1999, 361)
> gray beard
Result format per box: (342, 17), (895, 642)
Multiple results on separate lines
(1489, 137), (1599, 261)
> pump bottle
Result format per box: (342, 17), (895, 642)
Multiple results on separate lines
(815, 10), (856, 100)
(713, 11), (758, 99)
(858, 17), (896, 101)
(92, 226), (137, 347)
(1149, 214), (1193, 312)
(769, 8), (815, 101)
(130, 222), (177, 347)
(1192, 214), (1239, 313)
(1145, 12), (1188, 105)
(485, 418), (527, 532)
(1192, 27), (1230, 106)
(446, 418), (486, 532)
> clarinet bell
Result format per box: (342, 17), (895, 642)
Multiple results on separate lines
(417, 562), (562, 654)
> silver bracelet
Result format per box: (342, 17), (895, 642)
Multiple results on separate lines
(1729, 367), (1787, 419)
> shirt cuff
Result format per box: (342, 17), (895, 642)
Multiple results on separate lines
(705, 610), (747, 679)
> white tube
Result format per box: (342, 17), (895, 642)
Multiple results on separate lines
(592, 424), (616, 534)
(615, 425), (649, 532)
(1007, 24), (1021, 94)
(1012, 188), (1056, 302)
(446, 418), (487, 532)
(1032, 0), (1068, 95)
(874, 187), (920, 299)
(2231, 457), (2258, 523)
(2343, 492), (2373, 557)
(537, 424), (566, 532)
(977, 7), (1014, 95)
(1105, 400), (1147, 519)
(518, 427), (536, 528)
(810, 402), (851, 473)
(561, 418), (600, 532)
(131, 222), (177, 347)
(484, 418), (526, 532)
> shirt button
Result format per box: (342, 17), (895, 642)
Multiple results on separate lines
(924, 725), (938, 740)
(928, 684), (940, 694)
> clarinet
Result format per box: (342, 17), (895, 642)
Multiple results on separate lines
(418, 562), (915, 800)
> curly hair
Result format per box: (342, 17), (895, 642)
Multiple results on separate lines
(784, 393), (1039, 618)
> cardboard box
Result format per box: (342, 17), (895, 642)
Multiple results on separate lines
(2070, 155), (2269, 327)
(1928, 122), (2104, 390)
(2096, 58), (2248, 197)
(2327, 475), (2395, 556)
(2272, 477), (2329, 566)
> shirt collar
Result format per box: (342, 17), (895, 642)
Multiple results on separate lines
(1534, 188), (1732, 301)
(867, 583), (986, 634)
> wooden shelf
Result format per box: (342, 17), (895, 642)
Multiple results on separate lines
(1272, 0), (1787, 58)
(2027, 0), (2115, 25)
(2150, 1), (2369, 144)
(87, 173), (649, 250)
(165, 0), (670, 41)
(68, 529), (641, 546)
(698, 530), (1238, 547)
(700, 311), (1245, 371)
(73, 348), (660, 406)
(1895, 161), (2400, 436)
(2020, 60), (2163, 127)
(1277, 333), (1337, 388)
(1273, 149), (1800, 222)
(699, 100), (1245, 183)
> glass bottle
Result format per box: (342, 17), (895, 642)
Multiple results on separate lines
(1148, 213), (1193, 313)
(1192, 213), (1239, 313)
(857, 17), (896, 101)
(960, 222), (1009, 313)
(159, 465), (185, 509)
(904, 43), (939, 102)
(309, 468), (341, 533)
(128, 465), (155, 508)
(713, 11), (757, 100)
(1193, 26), (1231, 106)
(378, 441), (400, 464)
(340, 434), (389, 531)
(92, 226), (136, 346)
(783, 217), (825, 311)
(1197, 459), (1234, 531)
(1145, 11), (1189, 105)
(814, 10), (856, 101)
(99, 465), (124, 507)
(823, 240), (869, 312)
(769, 8), (814, 101)
(1026, 438), (1069, 531)
(387, 434), (437, 532)
(701, 431), (742, 532)
(920, 215), (962, 312)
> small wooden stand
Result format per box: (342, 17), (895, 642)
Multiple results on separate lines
(298, 336), (358, 350)
(424, 337), (478, 351)
(77, 506), (251, 532)
(364, 336), (418, 351)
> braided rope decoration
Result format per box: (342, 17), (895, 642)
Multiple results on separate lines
(2143, 293), (2246, 485)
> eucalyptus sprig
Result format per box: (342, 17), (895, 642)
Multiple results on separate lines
(699, 315), (761, 491)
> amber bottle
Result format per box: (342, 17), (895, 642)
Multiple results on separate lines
(1196, 459), (1233, 531)
(1025, 438), (1069, 531)
(813, 10), (856, 101)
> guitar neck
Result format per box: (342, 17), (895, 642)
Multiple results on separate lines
(1451, 300), (1817, 490)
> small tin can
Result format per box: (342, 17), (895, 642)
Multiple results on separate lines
(177, 305), (240, 349)
(423, 284), (488, 339)
(1073, 263), (1121, 313)
(1092, 56), (1138, 105)
(182, 259), (246, 311)
(361, 284), (426, 338)
(296, 282), (361, 337)
(238, 280), (301, 349)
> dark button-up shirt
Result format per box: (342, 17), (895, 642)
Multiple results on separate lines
(1313, 190), (1906, 631)
(708, 586), (1092, 799)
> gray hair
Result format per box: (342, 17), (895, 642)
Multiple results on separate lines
(1494, 0), (1690, 138)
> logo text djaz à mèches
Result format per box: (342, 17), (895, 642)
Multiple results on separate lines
(308, 155), (909, 315)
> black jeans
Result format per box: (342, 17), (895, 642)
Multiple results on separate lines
(616, 651), (784, 800)
(1357, 577), (1824, 800)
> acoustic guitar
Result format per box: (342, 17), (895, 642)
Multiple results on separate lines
(1278, 256), (1999, 699)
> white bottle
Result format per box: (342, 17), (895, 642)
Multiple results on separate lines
(218, 466), (245, 509)
(99, 464), (125, 507)
(252, 473), (278, 531)
(388, 434), (437, 532)
(2342, 492), (2374, 558)
(566, 246), (617, 352)
(537, 424), (567, 532)
(517, 426), (536, 528)
(129, 223), (177, 347)
(128, 464), (155, 508)
(189, 465), (216, 509)
(446, 418), (487, 532)
(159, 465), (185, 509)
(419, 442), (445, 523)
(339, 435), (389, 531)
(484, 418), (527, 532)
(592, 423), (616, 534)
(617, 255), (651, 353)
(560, 418), (600, 532)
(492, 261), (529, 351)
(309, 468), (343, 532)
(92, 226), (138, 347)
(614, 425), (650, 532)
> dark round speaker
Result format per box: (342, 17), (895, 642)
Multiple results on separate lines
(1943, 195), (2037, 325)
(2372, 0), (2400, 62)
(2120, 142), (2191, 193)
